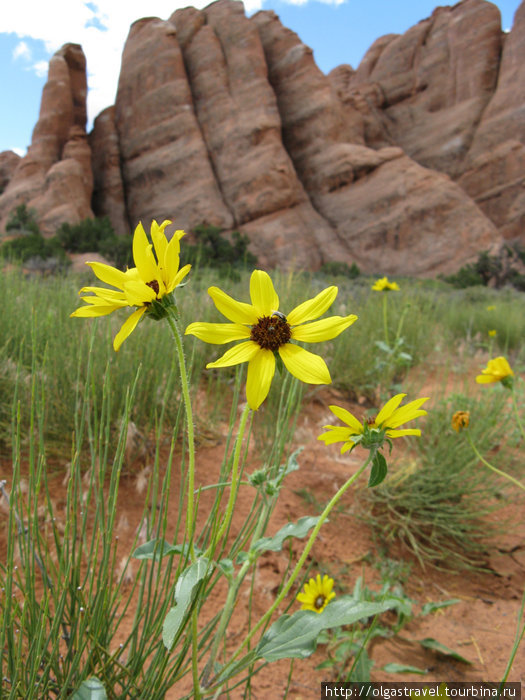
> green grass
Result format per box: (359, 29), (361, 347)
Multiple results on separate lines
(0, 260), (524, 694)
(360, 388), (520, 569)
(1, 264), (523, 455)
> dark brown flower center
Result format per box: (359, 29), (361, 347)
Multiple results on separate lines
(250, 315), (292, 352)
(146, 279), (160, 297)
(314, 595), (326, 610)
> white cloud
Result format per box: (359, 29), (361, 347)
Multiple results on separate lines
(11, 147), (26, 157)
(12, 40), (31, 61)
(3, 0), (328, 129)
(32, 60), (49, 78)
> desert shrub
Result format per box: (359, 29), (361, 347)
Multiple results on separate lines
(5, 203), (40, 236)
(56, 216), (133, 269)
(443, 247), (525, 291)
(0, 231), (69, 267)
(182, 225), (257, 278)
(361, 391), (513, 570)
(319, 261), (360, 279)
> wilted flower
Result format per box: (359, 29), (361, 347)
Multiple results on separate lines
(296, 574), (335, 613)
(185, 270), (357, 410)
(452, 410), (470, 432)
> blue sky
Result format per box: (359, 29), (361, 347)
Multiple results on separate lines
(0, 0), (521, 156)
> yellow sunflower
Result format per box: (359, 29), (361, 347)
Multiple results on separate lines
(318, 393), (429, 454)
(185, 270), (357, 410)
(71, 220), (191, 351)
(296, 574), (335, 613)
(371, 276), (400, 292)
(475, 356), (514, 385)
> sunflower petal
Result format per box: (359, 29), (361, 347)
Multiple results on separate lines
(79, 286), (128, 302)
(150, 219), (170, 263)
(291, 314), (358, 342)
(133, 222), (159, 284)
(278, 344), (331, 385)
(250, 270), (279, 317)
(206, 341), (260, 369)
(87, 262), (128, 290)
(375, 394), (406, 426)
(328, 405), (363, 433)
(208, 287), (258, 324)
(340, 441), (355, 454)
(123, 280), (156, 306)
(170, 264), (191, 291)
(164, 231), (182, 290)
(386, 428), (422, 438)
(185, 322), (251, 344)
(317, 426), (352, 445)
(384, 398), (429, 428)
(113, 307), (147, 352)
(246, 350), (275, 410)
(71, 304), (119, 318)
(286, 286), (338, 326)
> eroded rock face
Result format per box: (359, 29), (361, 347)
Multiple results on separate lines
(342, 0), (502, 177)
(253, 8), (498, 274)
(0, 44), (93, 234)
(169, 0), (337, 268)
(458, 1), (525, 242)
(114, 16), (233, 232)
(4, 0), (525, 274)
(0, 152), (20, 196)
(89, 107), (129, 237)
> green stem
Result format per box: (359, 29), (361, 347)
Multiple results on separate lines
(215, 453), (373, 683)
(203, 478), (275, 688)
(211, 402), (252, 548)
(393, 302), (409, 348)
(499, 586), (525, 691)
(382, 294), (389, 348)
(166, 307), (197, 557)
(466, 431), (525, 492)
(166, 307), (201, 698)
(511, 388), (525, 443)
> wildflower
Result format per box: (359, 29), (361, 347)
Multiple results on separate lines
(488, 329), (497, 337)
(318, 393), (429, 454)
(452, 410), (470, 432)
(475, 356), (514, 387)
(372, 276), (400, 292)
(486, 305), (496, 311)
(71, 221), (191, 351)
(296, 574), (335, 613)
(185, 270), (357, 410)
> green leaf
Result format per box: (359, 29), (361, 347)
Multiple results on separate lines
(132, 539), (201, 561)
(162, 558), (209, 650)
(419, 637), (472, 664)
(349, 646), (374, 682)
(368, 452), (388, 488)
(375, 340), (392, 354)
(383, 662), (427, 674)
(256, 596), (396, 662)
(421, 599), (461, 616)
(71, 678), (107, 700)
(218, 558), (234, 580)
(253, 516), (321, 553)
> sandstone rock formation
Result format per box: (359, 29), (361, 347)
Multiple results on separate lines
(0, 152), (21, 196)
(2, 0), (525, 275)
(0, 44), (93, 235)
